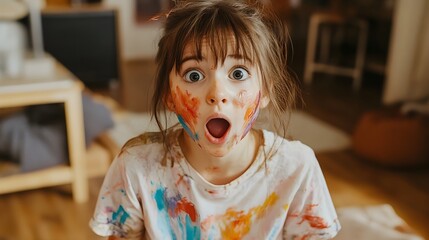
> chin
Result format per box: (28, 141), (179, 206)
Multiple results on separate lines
(201, 140), (236, 158)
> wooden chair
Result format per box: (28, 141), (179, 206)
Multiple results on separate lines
(304, 12), (368, 91)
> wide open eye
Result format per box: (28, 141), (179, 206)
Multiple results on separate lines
(229, 67), (250, 81)
(184, 69), (204, 83)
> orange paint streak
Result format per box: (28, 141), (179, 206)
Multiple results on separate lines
(171, 86), (200, 129)
(300, 234), (311, 240)
(175, 198), (197, 222)
(175, 174), (191, 191)
(243, 92), (260, 122)
(222, 209), (251, 239)
(176, 174), (185, 186)
(300, 215), (328, 229)
(298, 204), (328, 229)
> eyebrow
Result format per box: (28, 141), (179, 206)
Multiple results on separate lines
(180, 54), (251, 65)
(228, 54), (252, 62)
(180, 55), (204, 65)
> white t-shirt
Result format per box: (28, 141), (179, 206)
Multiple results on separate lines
(90, 128), (341, 239)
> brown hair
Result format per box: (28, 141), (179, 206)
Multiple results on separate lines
(152, 0), (300, 143)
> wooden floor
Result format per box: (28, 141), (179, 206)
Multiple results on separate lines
(0, 59), (428, 240)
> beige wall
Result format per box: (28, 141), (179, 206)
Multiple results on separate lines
(104, 0), (163, 60)
(383, 0), (429, 104)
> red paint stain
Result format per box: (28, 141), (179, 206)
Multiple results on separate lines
(206, 189), (217, 194)
(175, 198), (197, 222)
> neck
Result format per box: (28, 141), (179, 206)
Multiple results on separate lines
(179, 129), (261, 185)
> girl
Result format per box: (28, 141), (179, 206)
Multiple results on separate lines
(90, 0), (341, 239)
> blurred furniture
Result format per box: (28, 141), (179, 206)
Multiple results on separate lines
(352, 110), (429, 167)
(0, 56), (89, 202)
(0, 0), (28, 78)
(40, 4), (121, 88)
(304, 12), (368, 91)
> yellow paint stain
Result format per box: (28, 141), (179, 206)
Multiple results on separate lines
(219, 192), (279, 239)
(283, 204), (289, 211)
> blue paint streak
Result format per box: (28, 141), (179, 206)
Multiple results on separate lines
(177, 115), (199, 140)
(154, 187), (177, 239)
(112, 205), (130, 225)
(178, 215), (185, 240)
(185, 215), (201, 240)
(153, 186), (201, 240)
(154, 188), (166, 211)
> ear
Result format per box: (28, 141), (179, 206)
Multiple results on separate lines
(260, 95), (270, 109)
(166, 94), (176, 112)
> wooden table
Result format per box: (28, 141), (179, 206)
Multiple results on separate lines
(0, 58), (88, 203)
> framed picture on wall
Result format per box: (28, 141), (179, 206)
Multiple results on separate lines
(135, 0), (174, 24)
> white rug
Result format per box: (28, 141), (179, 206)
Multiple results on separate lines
(335, 204), (424, 240)
(108, 110), (351, 153)
(287, 111), (351, 152)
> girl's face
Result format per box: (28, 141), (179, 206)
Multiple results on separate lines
(168, 39), (268, 157)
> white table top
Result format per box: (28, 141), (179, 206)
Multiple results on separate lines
(0, 58), (80, 94)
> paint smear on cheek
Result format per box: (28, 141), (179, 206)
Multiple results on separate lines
(233, 90), (249, 108)
(241, 92), (261, 139)
(243, 92), (261, 123)
(171, 86), (200, 129)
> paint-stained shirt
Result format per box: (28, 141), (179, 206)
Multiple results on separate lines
(90, 128), (341, 239)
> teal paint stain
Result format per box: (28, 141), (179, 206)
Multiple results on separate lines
(154, 186), (177, 239)
(268, 220), (282, 240)
(153, 186), (201, 239)
(185, 215), (201, 240)
(207, 225), (216, 240)
(177, 115), (199, 140)
(154, 187), (166, 211)
(112, 205), (130, 225)
(178, 215), (186, 240)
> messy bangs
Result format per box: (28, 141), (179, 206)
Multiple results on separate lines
(171, 2), (259, 73)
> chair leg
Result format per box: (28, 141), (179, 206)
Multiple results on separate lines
(353, 20), (368, 92)
(304, 16), (320, 85)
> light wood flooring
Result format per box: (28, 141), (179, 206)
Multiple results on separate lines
(0, 59), (428, 240)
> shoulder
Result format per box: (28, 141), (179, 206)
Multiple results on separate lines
(121, 131), (164, 150)
(262, 129), (318, 173)
(114, 131), (167, 168)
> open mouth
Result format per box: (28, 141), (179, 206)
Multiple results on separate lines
(206, 118), (230, 139)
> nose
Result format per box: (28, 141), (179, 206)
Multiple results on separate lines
(206, 79), (228, 105)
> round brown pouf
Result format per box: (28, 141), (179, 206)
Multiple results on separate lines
(352, 111), (429, 167)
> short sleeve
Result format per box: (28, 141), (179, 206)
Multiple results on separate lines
(89, 154), (145, 239)
(283, 146), (341, 239)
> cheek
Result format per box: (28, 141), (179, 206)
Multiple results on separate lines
(233, 90), (252, 109)
(233, 90), (260, 121)
(171, 86), (201, 127)
(243, 91), (261, 122)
